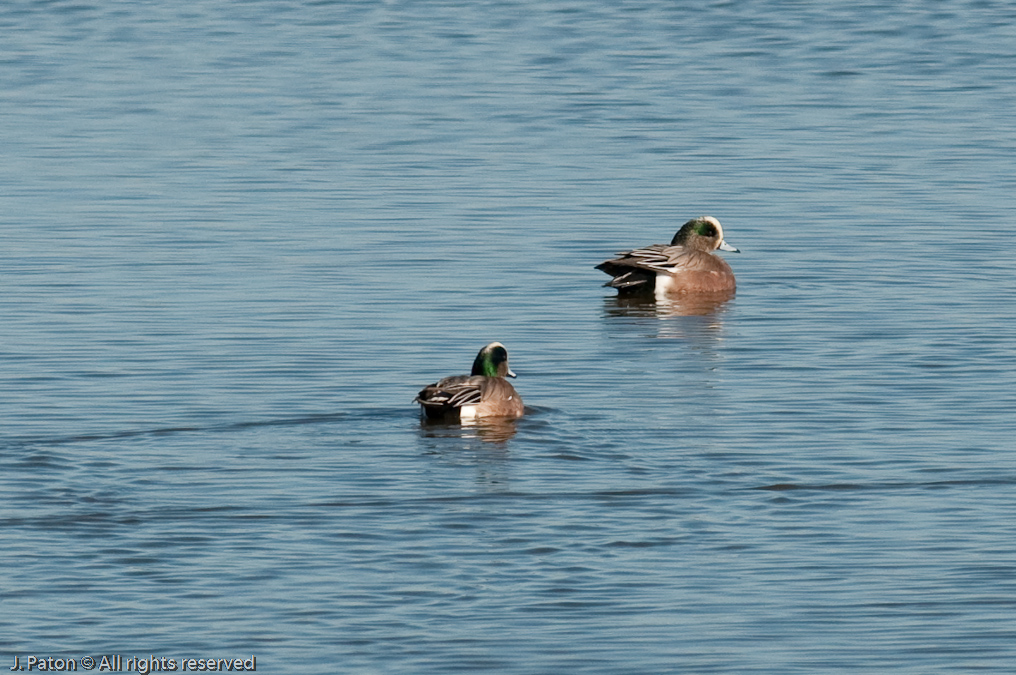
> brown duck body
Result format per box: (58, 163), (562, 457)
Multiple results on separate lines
(415, 342), (524, 420)
(416, 374), (524, 420)
(596, 216), (738, 297)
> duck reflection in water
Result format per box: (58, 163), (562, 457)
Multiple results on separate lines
(418, 416), (519, 443)
(606, 289), (735, 317)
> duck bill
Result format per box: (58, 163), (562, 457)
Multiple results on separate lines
(718, 240), (740, 253)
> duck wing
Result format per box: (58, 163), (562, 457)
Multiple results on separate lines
(596, 243), (690, 289)
(415, 375), (485, 409)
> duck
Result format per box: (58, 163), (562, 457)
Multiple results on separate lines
(595, 216), (739, 298)
(415, 342), (524, 420)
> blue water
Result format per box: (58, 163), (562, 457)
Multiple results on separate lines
(3, 1), (1016, 673)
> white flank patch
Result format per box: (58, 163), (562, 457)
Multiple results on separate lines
(654, 274), (674, 300)
(459, 405), (479, 419)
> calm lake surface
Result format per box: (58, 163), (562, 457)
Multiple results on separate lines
(3, 1), (1016, 672)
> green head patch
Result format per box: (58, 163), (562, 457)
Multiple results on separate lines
(672, 217), (721, 245)
(472, 343), (509, 377)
